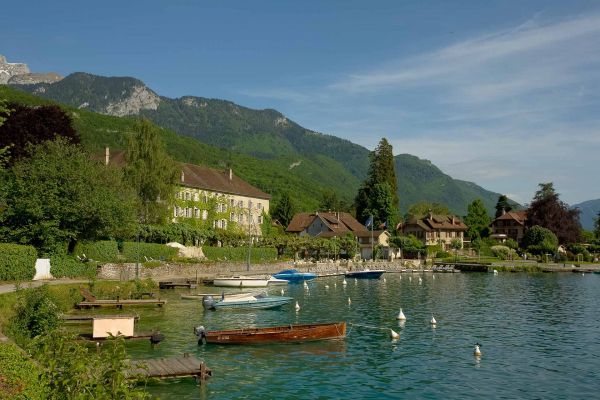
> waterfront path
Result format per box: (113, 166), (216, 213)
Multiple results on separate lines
(0, 278), (90, 295)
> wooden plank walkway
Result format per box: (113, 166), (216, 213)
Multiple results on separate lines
(126, 355), (211, 381)
(76, 299), (166, 309)
(78, 331), (164, 344)
(61, 314), (140, 321)
(159, 281), (197, 289)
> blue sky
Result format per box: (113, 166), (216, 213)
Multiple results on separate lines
(2, 0), (600, 205)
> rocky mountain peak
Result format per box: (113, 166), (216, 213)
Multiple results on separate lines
(0, 54), (63, 85)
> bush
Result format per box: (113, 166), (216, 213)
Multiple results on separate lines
(203, 246), (278, 263)
(121, 242), (178, 262)
(436, 251), (450, 258)
(73, 240), (120, 262)
(0, 243), (38, 281)
(491, 245), (516, 260)
(0, 342), (48, 399)
(8, 285), (61, 345)
(50, 254), (97, 278)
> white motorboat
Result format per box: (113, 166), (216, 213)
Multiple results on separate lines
(212, 277), (270, 287)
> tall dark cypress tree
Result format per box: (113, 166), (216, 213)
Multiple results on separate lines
(354, 138), (399, 229)
(494, 194), (513, 218)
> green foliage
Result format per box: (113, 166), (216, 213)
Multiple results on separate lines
(124, 119), (178, 224)
(73, 240), (121, 262)
(120, 241), (178, 262)
(450, 237), (463, 251)
(595, 211), (600, 240)
(319, 190), (348, 212)
(495, 194), (513, 218)
(8, 285), (60, 345)
(0, 138), (137, 253)
(90, 279), (157, 300)
(504, 238), (519, 250)
(406, 201), (451, 218)
(271, 192), (296, 228)
(390, 234), (425, 252)
(522, 225), (559, 255)
(49, 253), (97, 279)
(464, 198), (491, 240)
(0, 243), (37, 281)
(0, 342), (49, 399)
(202, 246), (277, 263)
(138, 224), (212, 246)
(29, 330), (148, 399)
(490, 245), (516, 260)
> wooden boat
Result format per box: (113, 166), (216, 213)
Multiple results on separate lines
(202, 293), (293, 310)
(273, 269), (317, 283)
(345, 269), (385, 279)
(194, 321), (346, 344)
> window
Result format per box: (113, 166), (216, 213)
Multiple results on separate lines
(185, 192), (191, 201)
(230, 212), (236, 222)
(249, 200), (253, 209)
(239, 213), (244, 223)
(174, 206), (179, 218)
(202, 194), (208, 203)
(229, 199), (235, 208)
(258, 215), (263, 224)
(193, 193), (199, 201)
(202, 210), (208, 220)
(257, 203), (263, 210)
(238, 200), (244, 208)
(222, 219), (227, 229)
(194, 208), (200, 218)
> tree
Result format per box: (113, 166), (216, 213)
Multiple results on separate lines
(354, 138), (399, 228)
(0, 138), (137, 253)
(494, 194), (513, 218)
(406, 201), (451, 218)
(522, 225), (558, 255)
(123, 119), (178, 224)
(526, 183), (581, 244)
(463, 199), (491, 240)
(0, 103), (79, 165)
(319, 190), (345, 212)
(594, 211), (600, 240)
(271, 192), (295, 228)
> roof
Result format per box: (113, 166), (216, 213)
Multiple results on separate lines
(286, 212), (368, 235)
(105, 149), (270, 200)
(402, 214), (468, 231)
(492, 210), (527, 225)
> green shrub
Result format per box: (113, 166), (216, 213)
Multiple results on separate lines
(0, 342), (49, 399)
(73, 240), (120, 262)
(436, 251), (450, 258)
(121, 242), (178, 262)
(50, 254), (97, 278)
(8, 285), (61, 345)
(491, 245), (516, 260)
(0, 243), (38, 281)
(203, 246), (277, 263)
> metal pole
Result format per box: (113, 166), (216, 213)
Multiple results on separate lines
(136, 228), (140, 280)
(247, 206), (252, 271)
(371, 214), (374, 260)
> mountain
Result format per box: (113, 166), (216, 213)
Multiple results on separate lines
(0, 54), (62, 85)
(7, 71), (512, 216)
(572, 199), (600, 231)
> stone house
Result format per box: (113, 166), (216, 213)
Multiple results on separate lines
(400, 213), (468, 250)
(489, 210), (527, 243)
(104, 148), (270, 236)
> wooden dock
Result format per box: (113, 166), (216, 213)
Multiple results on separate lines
(159, 281), (197, 289)
(61, 314), (140, 322)
(78, 331), (164, 344)
(126, 355), (211, 381)
(76, 299), (166, 309)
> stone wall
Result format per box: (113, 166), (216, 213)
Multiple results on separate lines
(98, 259), (424, 281)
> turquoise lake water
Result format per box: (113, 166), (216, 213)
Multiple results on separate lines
(120, 272), (600, 399)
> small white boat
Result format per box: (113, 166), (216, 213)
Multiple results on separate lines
(213, 277), (270, 288)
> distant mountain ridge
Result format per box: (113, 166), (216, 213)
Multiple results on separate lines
(8, 70), (511, 216)
(572, 199), (600, 231)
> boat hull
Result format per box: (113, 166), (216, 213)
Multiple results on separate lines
(213, 296), (293, 309)
(202, 322), (346, 344)
(213, 278), (270, 287)
(273, 269), (318, 283)
(345, 270), (385, 279)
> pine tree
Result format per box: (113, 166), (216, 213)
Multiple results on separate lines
(494, 195), (513, 218)
(272, 192), (295, 228)
(464, 198), (491, 240)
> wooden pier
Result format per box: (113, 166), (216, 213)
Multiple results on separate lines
(76, 299), (166, 309)
(159, 281), (197, 289)
(61, 314), (140, 322)
(126, 355), (211, 382)
(78, 331), (164, 344)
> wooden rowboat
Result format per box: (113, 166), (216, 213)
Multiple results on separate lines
(194, 321), (346, 345)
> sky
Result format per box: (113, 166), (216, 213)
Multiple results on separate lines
(2, 0), (600, 205)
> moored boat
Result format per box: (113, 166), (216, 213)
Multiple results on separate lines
(202, 293), (293, 310)
(273, 269), (317, 283)
(212, 277), (270, 287)
(345, 269), (385, 279)
(194, 321), (347, 344)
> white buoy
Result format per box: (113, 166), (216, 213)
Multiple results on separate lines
(582, 273), (585, 276)
(493, 269), (498, 275)
(303, 281), (308, 288)
(474, 343), (482, 357)
(354, 278), (358, 284)
(334, 282), (337, 288)
(343, 279), (347, 286)
(399, 275), (402, 280)
(418, 277), (422, 284)
(430, 315), (437, 325)
(383, 277), (387, 283)
(390, 329), (400, 339)
(295, 301), (300, 311)
(325, 284), (330, 290)
(409, 276), (412, 282)
(396, 308), (406, 321)
(432, 275), (436, 280)
(280, 289), (285, 296)
(347, 297), (352, 305)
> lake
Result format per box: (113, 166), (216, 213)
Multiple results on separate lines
(121, 272), (600, 399)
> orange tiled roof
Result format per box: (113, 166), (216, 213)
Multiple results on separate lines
(493, 210), (527, 225)
(402, 214), (467, 231)
(286, 212), (368, 234)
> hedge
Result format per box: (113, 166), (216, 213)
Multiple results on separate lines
(49, 254), (97, 278)
(121, 242), (178, 262)
(0, 342), (48, 399)
(0, 243), (38, 281)
(203, 246), (277, 263)
(73, 240), (120, 262)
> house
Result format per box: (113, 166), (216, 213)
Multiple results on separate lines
(286, 211), (389, 259)
(489, 210), (527, 243)
(400, 213), (467, 250)
(104, 148), (270, 236)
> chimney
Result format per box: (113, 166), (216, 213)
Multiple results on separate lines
(428, 210), (433, 220)
(452, 216), (455, 225)
(229, 168), (233, 181)
(502, 207), (506, 216)
(180, 170), (185, 183)
(104, 146), (110, 165)
(336, 212), (340, 221)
